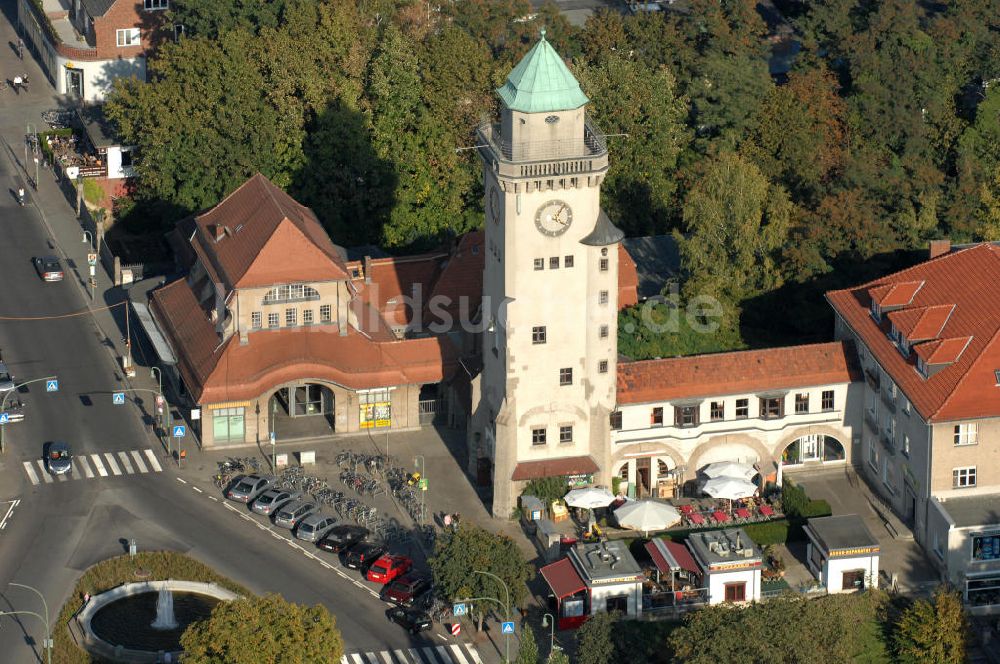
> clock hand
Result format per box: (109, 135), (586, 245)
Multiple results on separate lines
(555, 204), (568, 224)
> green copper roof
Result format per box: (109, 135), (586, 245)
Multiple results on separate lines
(497, 29), (589, 113)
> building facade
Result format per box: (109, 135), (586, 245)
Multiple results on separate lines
(18, 0), (164, 101)
(611, 343), (862, 499)
(827, 241), (1000, 609)
(148, 174), (465, 448)
(472, 31), (624, 517)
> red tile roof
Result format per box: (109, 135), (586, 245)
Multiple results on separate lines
(827, 243), (1000, 421)
(618, 244), (639, 309)
(870, 280), (924, 307)
(540, 557), (587, 599)
(886, 305), (953, 341)
(191, 174), (348, 289)
(151, 277), (457, 404)
(645, 539), (700, 576)
(510, 456), (599, 481)
(616, 341), (860, 404)
(426, 231), (485, 324)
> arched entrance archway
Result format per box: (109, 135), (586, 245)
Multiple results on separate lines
(780, 434), (846, 466)
(269, 383), (335, 440)
(612, 455), (679, 499)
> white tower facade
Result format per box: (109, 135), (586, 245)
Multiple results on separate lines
(474, 31), (623, 517)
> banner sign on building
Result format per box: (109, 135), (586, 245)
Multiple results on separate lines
(359, 402), (391, 429)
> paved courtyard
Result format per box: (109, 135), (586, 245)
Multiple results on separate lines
(788, 466), (940, 593)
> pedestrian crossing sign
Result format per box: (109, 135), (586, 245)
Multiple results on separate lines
(501, 621), (515, 634)
(452, 603), (466, 616)
(0, 413), (8, 424)
(112, 392), (125, 405)
(46, 379), (58, 392)
(172, 425), (186, 438)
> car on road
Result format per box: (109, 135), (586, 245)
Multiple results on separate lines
(342, 542), (386, 573)
(386, 606), (432, 635)
(46, 442), (72, 475)
(366, 554), (413, 584)
(294, 514), (337, 543)
(380, 574), (433, 607)
(251, 489), (298, 516)
(317, 525), (368, 553)
(225, 474), (274, 503)
(273, 500), (318, 529)
(33, 256), (64, 282)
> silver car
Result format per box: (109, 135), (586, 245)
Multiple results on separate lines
(47, 442), (72, 475)
(252, 489), (299, 516)
(274, 500), (318, 529)
(225, 475), (274, 503)
(294, 514), (337, 543)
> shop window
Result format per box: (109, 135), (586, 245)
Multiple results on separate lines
(212, 407), (245, 443)
(973, 532), (1000, 562)
(724, 583), (746, 602)
(842, 570), (865, 591)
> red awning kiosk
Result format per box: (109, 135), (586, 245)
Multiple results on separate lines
(540, 557), (589, 630)
(645, 538), (702, 594)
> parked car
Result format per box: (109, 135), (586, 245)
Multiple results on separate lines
(33, 256), (64, 282)
(386, 606), (432, 635)
(317, 525), (369, 554)
(342, 542), (386, 573)
(273, 500), (318, 529)
(380, 574), (433, 607)
(225, 474), (274, 503)
(366, 554), (413, 584)
(251, 489), (298, 516)
(0, 361), (15, 393)
(46, 442), (72, 475)
(294, 514), (337, 543)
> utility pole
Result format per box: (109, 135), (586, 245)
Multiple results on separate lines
(474, 570), (511, 664)
(6, 582), (52, 664)
(1, 376), (58, 453)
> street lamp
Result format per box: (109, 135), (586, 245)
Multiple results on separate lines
(82, 230), (92, 245)
(5, 582), (52, 664)
(413, 455), (426, 523)
(474, 569), (511, 664)
(542, 613), (561, 658)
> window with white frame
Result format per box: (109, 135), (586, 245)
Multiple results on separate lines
(559, 425), (573, 443)
(953, 466), (977, 488)
(534, 258), (544, 271)
(302, 309), (314, 325)
(559, 368), (572, 386)
(599, 258), (609, 272)
(263, 284), (320, 304)
(531, 427), (546, 445)
(532, 326), (546, 344)
(116, 28), (141, 47)
(735, 398), (749, 419)
(144, 0), (168, 9)
(710, 402), (724, 421)
(599, 324), (609, 339)
(598, 360), (608, 374)
(320, 305), (332, 323)
(251, 311), (261, 329)
(598, 290), (609, 305)
(795, 393), (809, 414)
(267, 312), (279, 328)
(821, 390), (835, 411)
(868, 440), (878, 470)
(285, 308), (297, 326)
(954, 423), (978, 446)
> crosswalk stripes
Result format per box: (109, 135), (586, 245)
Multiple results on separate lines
(22, 450), (165, 486)
(104, 453), (122, 476)
(341, 644), (483, 664)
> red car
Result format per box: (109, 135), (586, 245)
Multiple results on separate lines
(366, 554), (413, 584)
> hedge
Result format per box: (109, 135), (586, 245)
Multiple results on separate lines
(52, 551), (250, 664)
(743, 521), (791, 546)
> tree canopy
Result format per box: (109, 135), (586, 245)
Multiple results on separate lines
(179, 593), (343, 664)
(427, 524), (530, 631)
(893, 588), (969, 664)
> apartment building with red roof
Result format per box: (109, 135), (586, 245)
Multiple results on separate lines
(827, 240), (1000, 606)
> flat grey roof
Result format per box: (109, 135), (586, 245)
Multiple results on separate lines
(569, 540), (643, 582)
(806, 515), (879, 552)
(78, 104), (120, 149)
(937, 497), (1000, 529)
(687, 528), (762, 568)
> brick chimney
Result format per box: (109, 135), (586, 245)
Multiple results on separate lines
(363, 255), (372, 284)
(929, 239), (951, 259)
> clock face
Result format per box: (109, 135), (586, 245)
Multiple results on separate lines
(489, 187), (500, 224)
(534, 200), (572, 237)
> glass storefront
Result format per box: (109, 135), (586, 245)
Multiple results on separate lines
(212, 407), (245, 443)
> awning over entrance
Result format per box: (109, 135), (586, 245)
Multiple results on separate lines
(540, 557), (587, 599)
(132, 301), (178, 365)
(511, 455), (599, 481)
(645, 538), (700, 576)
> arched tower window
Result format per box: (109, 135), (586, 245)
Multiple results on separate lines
(263, 284), (320, 304)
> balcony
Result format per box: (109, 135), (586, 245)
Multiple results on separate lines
(476, 119), (609, 181)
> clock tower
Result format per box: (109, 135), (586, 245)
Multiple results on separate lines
(474, 30), (624, 517)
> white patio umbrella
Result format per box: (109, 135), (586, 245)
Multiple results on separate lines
(563, 487), (616, 510)
(614, 500), (682, 535)
(701, 461), (758, 481)
(701, 476), (758, 500)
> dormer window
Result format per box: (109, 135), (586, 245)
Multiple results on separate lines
(917, 357), (928, 378)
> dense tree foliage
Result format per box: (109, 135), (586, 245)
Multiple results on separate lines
(106, 0), (1000, 350)
(179, 593), (343, 664)
(575, 610), (617, 664)
(427, 524), (530, 632)
(668, 592), (892, 663)
(894, 588), (969, 664)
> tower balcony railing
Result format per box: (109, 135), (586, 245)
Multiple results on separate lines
(476, 118), (609, 180)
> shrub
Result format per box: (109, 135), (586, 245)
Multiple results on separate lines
(780, 479), (810, 518)
(522, 476), (570, 504)
(744, 520), (791, 545)
(800, 499), (833, 519)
